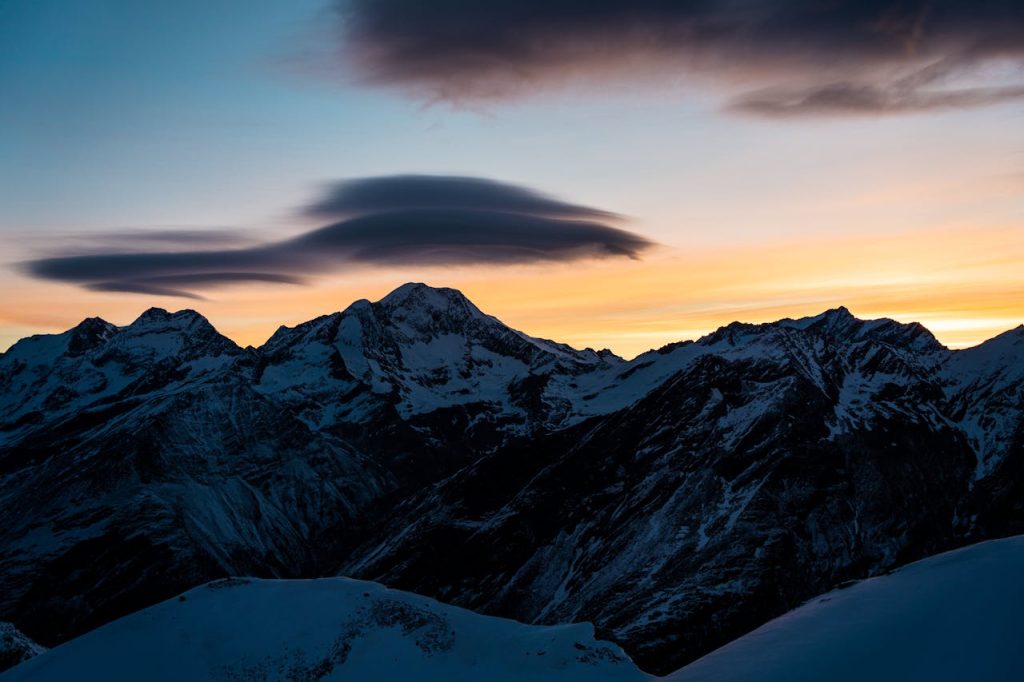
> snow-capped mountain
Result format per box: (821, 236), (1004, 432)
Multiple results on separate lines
(254, 283), (619, 461)
(2, 577), (643, 682)
(0, 309), (238, 444)
(1, 283), (1021, 674)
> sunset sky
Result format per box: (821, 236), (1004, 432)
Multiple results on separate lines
(2, 0), (1023, 358)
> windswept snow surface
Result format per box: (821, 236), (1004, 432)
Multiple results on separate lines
(2, 577), (644, 682)
(666, 535), (1024, 682)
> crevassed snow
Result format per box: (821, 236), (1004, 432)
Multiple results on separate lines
(3, 578), (645, 682)
(665, 535), (1024, 682)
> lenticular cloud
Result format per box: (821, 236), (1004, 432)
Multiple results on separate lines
(23, 175), (653, 298)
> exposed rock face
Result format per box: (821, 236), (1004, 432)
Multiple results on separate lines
(1, 284), (1021, 673)
(0, 622), (45, 673)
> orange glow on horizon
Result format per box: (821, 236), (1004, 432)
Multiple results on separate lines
(2, 224), (1022, 358)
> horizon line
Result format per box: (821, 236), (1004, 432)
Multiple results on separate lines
(4, 282), (1021, 359)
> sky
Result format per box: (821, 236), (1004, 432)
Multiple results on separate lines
(2, 0), (1023, 358)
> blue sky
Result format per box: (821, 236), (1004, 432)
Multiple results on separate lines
(1, 0), (1022, 355)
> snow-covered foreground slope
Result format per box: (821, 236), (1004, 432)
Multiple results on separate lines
(7, 537), (1023, 681)
(2, 577), (645, 682)
(666, 535), (1024, 682)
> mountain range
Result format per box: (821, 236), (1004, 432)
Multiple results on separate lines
(1, 283), (1022, 674)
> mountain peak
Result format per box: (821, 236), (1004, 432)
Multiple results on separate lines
(699, 307), (943, 353)
(374, 283), (487, 328)
(780, 307), (944, 351)
(120, 308), (239, 357)
(824, 305), (853, 319)
(381, 281), (434, 298)
(131, 308), (211, 328)
(378, 282), (472, 308)
(781, 306), (856, 332)
(805, 306), (861, 336)
(134, 307), (170, 322)
(67, 317), (117, 356)
(72, 316), (114, 331)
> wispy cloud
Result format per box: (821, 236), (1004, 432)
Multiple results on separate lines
(730, 81), (1024, 117)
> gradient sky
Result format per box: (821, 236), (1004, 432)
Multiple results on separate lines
(2, 0), (1023, 357)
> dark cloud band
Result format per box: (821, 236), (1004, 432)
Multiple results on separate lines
(22, 175), (652, 298)
(338, 0), (1024, 116)
(305, 175), (619, 220)
(298, 209), (646, 264)
(82, 273), (307, 300)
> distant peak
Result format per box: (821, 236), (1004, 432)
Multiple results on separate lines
(136, 307), (170, 322)
(174, 309), (207, 321)
(376, 283), (482, 319)
(780, 307), (945, 351)
(72, 316), (115, 333)
(783, 306), (856, 331)
(383, 281), (432, 297)
(825, 305), (853, 318)
(67, 317), (118, 355)
(815, 306), (858, 332)
(378, 282), (468, 305)
(136, 307), (205, 319)
(700, 306), (945, 352)
(130, 307), (214, 329)
(344, 282), (505, 340)
(117, 307), (239, 355)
